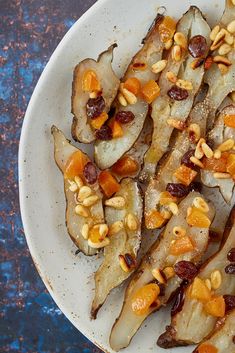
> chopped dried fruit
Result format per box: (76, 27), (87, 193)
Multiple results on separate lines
(131, 283), (160, 316)
(95, 125), (113, 140)
(167, 85), (189, 101)
(186, 207), (211, 228)
(64, 150), (89, 179)
(203, 152), (229, 172)
(226, 153), (235, 177)
(224, 295), (235, 312)
(159, 191), (177, 205)
(109, 119), (124, 138)
(86, 96), (105, 119)
(198, 343), (218, 353)
(181, 149), (197, 169)
(90, 112), (109, 129)
(225, 264), (235, 274)
(141, 80), (160, 103)
(123, 77), (141, 95)
(170, 236), (194, 256)
(98, 171), (120, 198)
(171, 286), (185, 316)
(174, 165), (197, 186)
(227, 248), (235, 262)
(204, 56), (213, 70)
(174, 261), (198, 280)
(115, 111), (135, 124)
(166, 183), (189, 198)
(82, 70), (101, 92)
(190, 277), (211, 302)
(83, 162), (98, 185)
(111, 156), (139, 176)
(224, 114), (235, 128)
(159, 16), (176, 43)
(204, 296), (225, 317)
(188, 35), (208, 58)
(145, 210), (165, 229)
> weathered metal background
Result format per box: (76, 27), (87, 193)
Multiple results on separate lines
(0, 0), (102, 351)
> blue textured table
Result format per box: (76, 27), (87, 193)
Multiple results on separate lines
(0, 1), (103, 352)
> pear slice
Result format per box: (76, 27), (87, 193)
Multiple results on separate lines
(110, 192), (215, 351)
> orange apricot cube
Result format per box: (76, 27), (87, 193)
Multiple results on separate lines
(111, 156), (139, 176)
(90, 112), (108, 130)
(123, 77), (141, 95)
(204, 296), (225, 317)
(141, 80), (160, 104)
(226, 153), (235, 177)
(169, 236), (194, 256)
(173, 165), (197, 186)
(98, 171), (120, 198)
(190, 277), (211, 302)
(64, 150), (89, 179)
(145, 210), (165, 229)
(131, 283), (160, 316)
(187, 207), (211, 228)
(82, 70), (101, 92)
(223, 114), (235, 128)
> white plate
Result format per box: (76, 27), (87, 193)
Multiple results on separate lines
(19, 0), (224, 352)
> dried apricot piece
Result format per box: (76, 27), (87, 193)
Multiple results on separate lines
(190, 277), (211, 302)
(82, 70), (101, 92)
(159, 16), (176, 43)
(186, 207), (211, 228)
(223, 114), (235, 128)
(109, 119), (124, 138)
(226, 153), (235, 177)
(198, 343), (218, 353)
(159, 191), (177, 205)
(123, 77), (141, 95)
(90, 112), (108, 130)
(141, 80), (160, 103)
(174, 165), (197, 186)
(145, 210), (165, 229)
(131, 283), (160, 316)
(111, 156), (138, 176)
(203, 152), (229, 172)
(169, 236), (194, 256)
(98, 171), (120, 198)
(64, 150), (89, 179)
(204, 296), (225, 317)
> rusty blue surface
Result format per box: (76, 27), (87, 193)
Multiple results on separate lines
(0, 1), (102, 352)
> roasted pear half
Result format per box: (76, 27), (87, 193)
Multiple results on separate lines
(110, 192), (215, 351)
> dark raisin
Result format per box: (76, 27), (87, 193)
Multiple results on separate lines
(167, 85), (189, 101)
(181, 149), (196, 169)
(209, 231), (221, 243)
(174, 261), (198, 281)
(171, 287), (185, 316)
(86, 96), (105, 119)
(124, 253), (136, 269)
(227, 248), (235, 262)
(225, 264), (235, 274)
(188, 182), (202, 193)
(115, 111), (135, 124)
(83, 162), (98, 184)
(95, 125), (112, 140)
(166, 183), (189, 198)
(188, 35), (208, 58)
(233, 336), (235, 344)
(224, 295), (235, 312)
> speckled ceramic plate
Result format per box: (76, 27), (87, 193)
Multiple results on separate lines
(19, 0), (224, 352)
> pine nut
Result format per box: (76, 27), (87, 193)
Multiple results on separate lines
(232, 0), (235, 5)
(119, 254), (136, 272)
(205, 279), (212, 291)
(173, 226), (186, 237)
(99, 224), (109, 238)
(83, 195), (99, 207)
(119, 255), (130, 272)
(188, 123), (201, 142)
(152, 268), (166, 283)
(105, 196), (126, 209)
(195, 138), (205, 159)
(75, 204), (90, 218)
(218, 138), (234, 151)
(161, 209), (171, 219)
(230, 91), (235, 102)
(81, 224), (89, 239)
(174, 32), (187, 49)
(214, 149), (222, 159)
(225, 32), (234, 45)
(165, 39), (173, 50)
(167, 118), (186, 130)
(69, 180), (78, 192)
(210, 270), (222, 290)
(168, 202), (179, 215)
(125, 213), (138, 231)
(213, 172), (231, 179)
(210, 29), (226, 50)
(193, 197), (209, 213)
(118, 93), (128, 107)
(190, 156), (204, 168)
(210, 25), (220, 41)
(88, 237), (110, 249)
(172, 45), (182, 61)
(122, 88), (137, 105)
(201, 142), (213, 159)
(166, 71), (177, 83)
(163, 266), (175, 279)
(89, 91), (98, 99)
(151, 59), (167, 74)
(218, 43), (232, 56)
(176, 79), (193, 91)
(227, 20), (235, 34)
(78, 186), (92, 201)
(109, 221), (124, 235)
(214, 55), (232, 66)
(74, 176), (84, 189)
(218, 63), (229, 75)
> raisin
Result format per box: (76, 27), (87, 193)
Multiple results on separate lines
(115, 111), (135, 124)
(95, 125), (112, 140)
(86, 96), (105, 119)
(227, 248), (235, 262)
(124, 253), (136, 269)
(174, 261), (198, 281)
(188, 35), (208, 58)
(181, 149), (196, 169)
(166, 183), (189, 198)
(83, 162), (98, 184)
(167, 85), (189, 101)
(188, 182), (202, 193)
(225, 264), (235, 274)
(224, 295), (235, 312)
(171, 286), (185, 316)
(233, 336), (235, 344)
